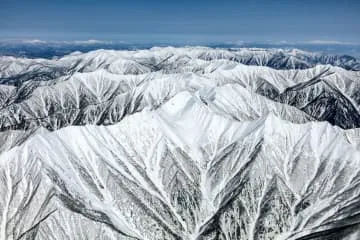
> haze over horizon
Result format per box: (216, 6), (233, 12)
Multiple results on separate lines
(1, 0), (359, 44)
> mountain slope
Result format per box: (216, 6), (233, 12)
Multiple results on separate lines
(0, 47), (360, 240)
(1, 92), (360, 240)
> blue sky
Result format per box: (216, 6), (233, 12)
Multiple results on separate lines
(0, 0), (359, 43)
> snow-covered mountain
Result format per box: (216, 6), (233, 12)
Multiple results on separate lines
(1, 47), (359, 79)
(0, 47), (360, 240)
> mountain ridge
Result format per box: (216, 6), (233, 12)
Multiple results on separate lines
(0, 47), (360, 240)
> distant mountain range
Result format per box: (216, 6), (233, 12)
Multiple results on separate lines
(1, 39), (360, 58)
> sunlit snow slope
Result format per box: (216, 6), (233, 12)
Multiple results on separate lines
(0, 47), (360, 240)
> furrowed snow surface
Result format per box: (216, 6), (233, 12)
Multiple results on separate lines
(0, 47), (360, 240)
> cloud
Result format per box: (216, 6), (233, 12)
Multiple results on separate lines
(0, 39), (126, 45)
(72, 39), (114, 45)
(258, 40), (359, 45)
(22, 39), (47, 44)
(302, 40), (357, 45)
(0, 39), (48, 44)
(225, 40), (245, 45)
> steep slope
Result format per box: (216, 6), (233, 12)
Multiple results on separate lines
(0, 66), (316, 133)
(1, 47), (360, 240)
(0, 47), (359, 81)
(1, 92), (360, 240)
(0, 48), (358, 155)
(205, 64), (360, 128)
